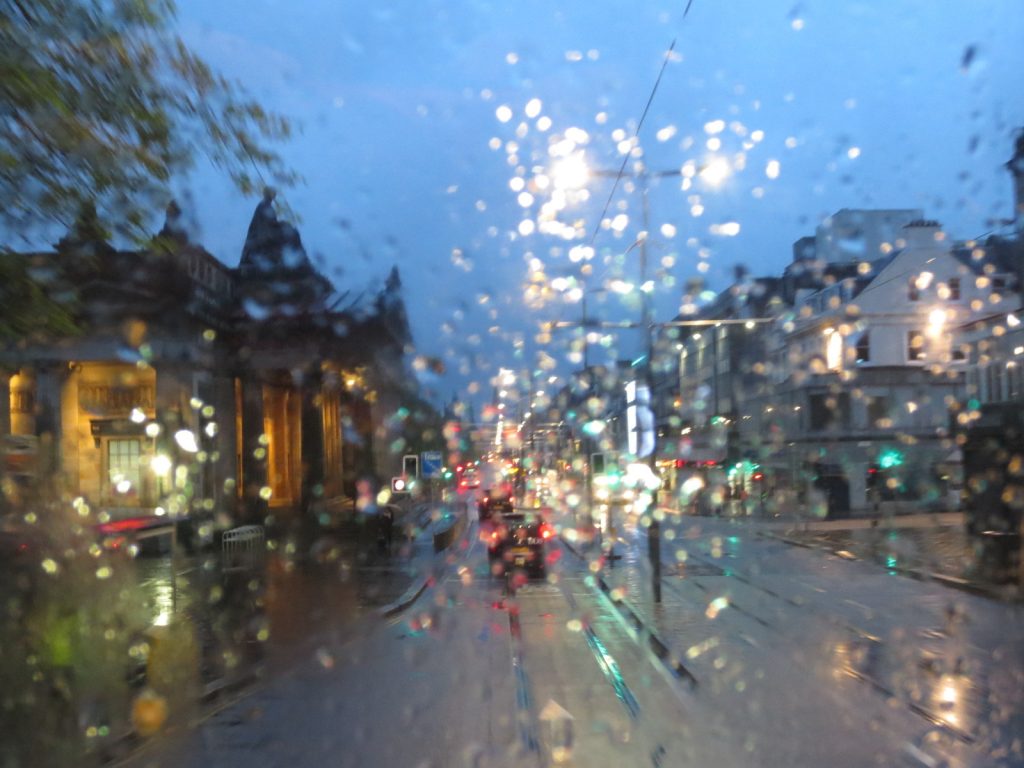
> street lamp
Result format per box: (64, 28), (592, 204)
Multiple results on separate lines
(593, 165), (685, 602)
(543, 151), (750, 598)
(545, 157), (688, 596)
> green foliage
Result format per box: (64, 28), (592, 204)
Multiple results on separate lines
(0, 505), (150, 765)
(0, 0), (296, 239)
(0, 249), (79, 341)
(399, 394), (445, 456)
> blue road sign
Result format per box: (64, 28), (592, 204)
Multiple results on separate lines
(421, 450), (443, 478)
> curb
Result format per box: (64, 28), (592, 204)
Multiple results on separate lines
(761, 529), (1019, 601)
(377, 502), (473, 618)
(378, 575), (433, 618)
(559, 534), (699, 689)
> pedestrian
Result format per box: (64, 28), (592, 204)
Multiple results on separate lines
(377, 506), (394, 554)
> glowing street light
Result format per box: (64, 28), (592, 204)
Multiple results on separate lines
(699, 156), (732, 187)
(550, 153), (590, 190)
(174, 429), (199, 453)
(151, 454), (173, 477)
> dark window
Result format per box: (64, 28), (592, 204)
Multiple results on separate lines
(908, 330), (925, 361)
(809, 392), (851, 430)
(908, 277), (920, 301)
(855, 332), (870, 363)
(867, 396), (889, 427)
(947, 277), (960, 300)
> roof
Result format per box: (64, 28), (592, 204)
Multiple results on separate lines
(951, 235), (1023, 277)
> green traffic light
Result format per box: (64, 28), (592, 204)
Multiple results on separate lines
(879, 448), (904, 469)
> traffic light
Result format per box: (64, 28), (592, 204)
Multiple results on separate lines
(402, 454), (419, 478)
(391, 476), (407, 493)
(879, 448), (904, 469)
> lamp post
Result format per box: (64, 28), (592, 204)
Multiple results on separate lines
(593, 166), (682, 603)
(547, 155), (757, 601)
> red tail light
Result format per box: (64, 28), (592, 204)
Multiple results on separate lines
(540, 523), (554, 540)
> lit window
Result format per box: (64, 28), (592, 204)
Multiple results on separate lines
(907, 330), (925, 361)
(825, 329), (843, 370)
(855, 332), (870, 363)
(947, 277), (960, 301)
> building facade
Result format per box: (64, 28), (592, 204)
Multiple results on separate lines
(662, 214), (1020, 516)
(1, 195), (416, 537)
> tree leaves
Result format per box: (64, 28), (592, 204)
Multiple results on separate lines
(0, 0), (296, 240)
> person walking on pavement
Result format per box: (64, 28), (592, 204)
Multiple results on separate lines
(377, 505), (394, 555)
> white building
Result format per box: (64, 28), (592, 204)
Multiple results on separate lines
(764, 219), (1016, 512)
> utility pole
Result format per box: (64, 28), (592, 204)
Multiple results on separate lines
(548, 164), (776, 602)
(636, 171), (663, 603)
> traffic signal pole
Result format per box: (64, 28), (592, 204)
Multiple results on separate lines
(639, 179), (662, 604)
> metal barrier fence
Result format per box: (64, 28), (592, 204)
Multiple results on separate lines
(222, 525), (265, 571)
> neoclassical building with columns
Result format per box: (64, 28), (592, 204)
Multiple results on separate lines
(0, 194), (413, 534)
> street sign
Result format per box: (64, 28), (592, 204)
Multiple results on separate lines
(2, 434), (38, 478)
(421, 450), (443, 478)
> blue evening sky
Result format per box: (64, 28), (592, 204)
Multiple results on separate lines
(173, 0), (1024, 404)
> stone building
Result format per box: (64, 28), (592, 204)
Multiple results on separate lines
(0, 193), (417, 536)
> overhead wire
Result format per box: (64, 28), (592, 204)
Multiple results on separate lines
(541, 2), (698, 370)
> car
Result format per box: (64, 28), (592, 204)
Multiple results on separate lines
(460, 468), (481, 489)
(478, 487), (514, 516)
(482, 507), (553, 578)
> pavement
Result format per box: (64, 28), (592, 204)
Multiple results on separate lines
(113, 493), (1024, 768)
(91, 499), (471, 766)
(751, 511), (1020, 600)
(556, 503), (1024, 767)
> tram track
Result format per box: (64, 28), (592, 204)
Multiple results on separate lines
(660, 532), (978, 746)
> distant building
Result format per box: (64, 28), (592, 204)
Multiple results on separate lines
(956, 129), (1024, 411)
(1009, 130), (1024, 235)
(659, 210), (1019, 516)
(765, 219), (1016, 512)
(812, 208), (923, 263)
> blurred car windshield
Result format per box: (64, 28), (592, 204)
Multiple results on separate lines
(1, 2), (1023, 767)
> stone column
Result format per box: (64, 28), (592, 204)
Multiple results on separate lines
(60, 364), (81, 494)
(300, 368), (325, 523)
(0, 369), (11, 438)
(34, 362), (67, 483)
(239, 377), (268, 525)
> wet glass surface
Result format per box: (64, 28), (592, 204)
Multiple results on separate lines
(2, 2), (1024, 766)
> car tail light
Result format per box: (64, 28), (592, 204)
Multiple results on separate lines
(540, 523), (554, 540)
